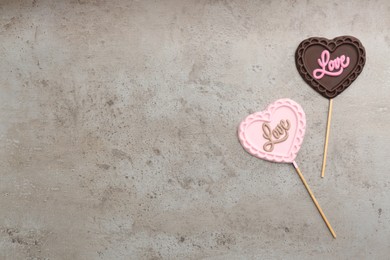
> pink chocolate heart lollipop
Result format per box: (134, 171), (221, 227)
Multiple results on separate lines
(238, 98), (305, 163)
(238, 98), (336, 238)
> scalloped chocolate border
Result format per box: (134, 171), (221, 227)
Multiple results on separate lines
(295, 36), (366, 99)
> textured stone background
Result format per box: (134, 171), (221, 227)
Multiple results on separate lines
(1, 0), (389, 259)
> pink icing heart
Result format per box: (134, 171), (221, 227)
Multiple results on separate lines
(238, 99), (306, 163)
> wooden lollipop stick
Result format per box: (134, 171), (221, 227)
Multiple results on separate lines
(321, 98), (333, 178)
(292, 161), (336, 238)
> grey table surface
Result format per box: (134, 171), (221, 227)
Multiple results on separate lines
(1, 0), (389, 259)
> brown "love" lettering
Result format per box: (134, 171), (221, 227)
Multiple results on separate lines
(262, 119), (290, 152)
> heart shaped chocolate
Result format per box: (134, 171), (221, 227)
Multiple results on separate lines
(238, 99), (306, 163)
(295, 36), (366, 99)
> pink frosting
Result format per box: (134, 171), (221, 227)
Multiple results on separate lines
(313, 50), (350, 79)
(238, 99), (306, 163)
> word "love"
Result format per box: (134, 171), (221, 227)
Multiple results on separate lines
(262, 119), (290, 152)
(313, 50), (350, 80)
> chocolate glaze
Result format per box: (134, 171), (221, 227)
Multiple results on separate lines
(295, 36), (366, 99)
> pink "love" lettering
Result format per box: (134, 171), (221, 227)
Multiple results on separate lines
(312, 50), (350, 80)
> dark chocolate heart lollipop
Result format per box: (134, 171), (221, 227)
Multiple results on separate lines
(295, 36), (366, 178)
(295, 36), (366, 99)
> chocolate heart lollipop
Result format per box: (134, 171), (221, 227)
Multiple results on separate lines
(238, 99), (336, 238)
(295, 36), (366, 99)
(238, 98), (305, 163)
(295, 36), (366, 177)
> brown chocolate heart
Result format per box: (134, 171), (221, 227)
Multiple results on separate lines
(295, 36), (366, 99)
